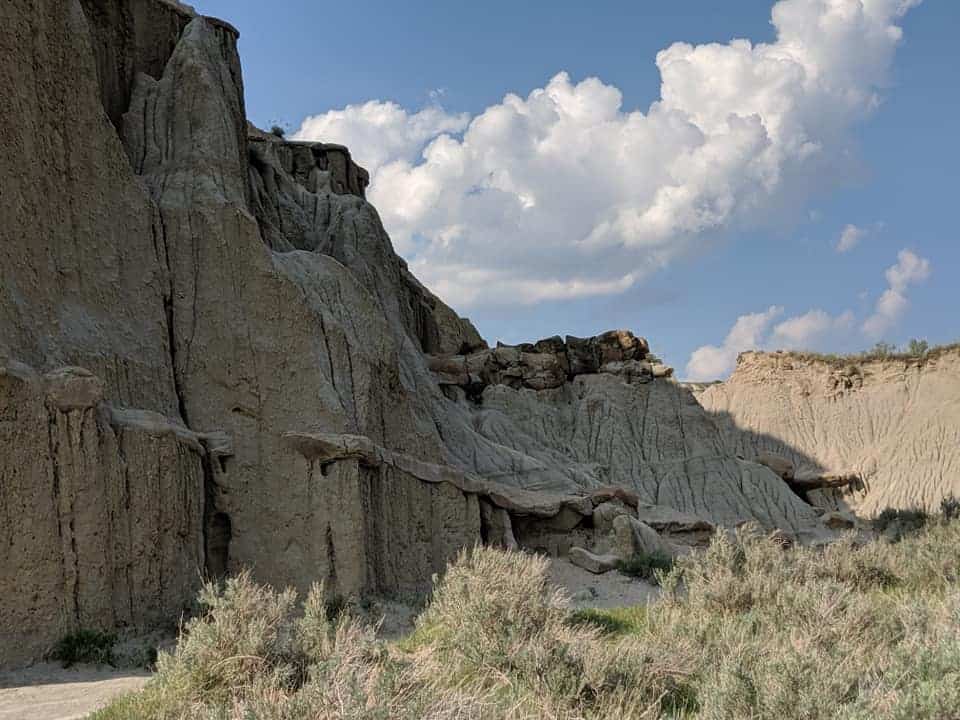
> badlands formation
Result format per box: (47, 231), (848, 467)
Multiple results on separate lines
(1, 0), (958, 669)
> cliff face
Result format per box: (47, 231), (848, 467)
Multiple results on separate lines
(699, 349), (960, 515)
(0, 0), (824, 667)
(0, 365), (207, 666)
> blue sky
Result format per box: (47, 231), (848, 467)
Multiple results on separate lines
(193, 0), (957, 378)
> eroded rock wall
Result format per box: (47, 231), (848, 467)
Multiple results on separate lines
(699, 350), (960, 514)
(0, 0), (837, 670)
(0, 363), (205, 668)
(429, 336), (820, 534)
(0, 0), (178, 413)
(118, 15), (470, 597)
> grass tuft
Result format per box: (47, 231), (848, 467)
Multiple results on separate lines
(50, 629), (115, 667)
(616, 551), (674, 584)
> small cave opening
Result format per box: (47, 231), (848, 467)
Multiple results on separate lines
(205, 512), (232, 579)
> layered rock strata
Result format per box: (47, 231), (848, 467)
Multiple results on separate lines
(430, 333), (819, 533)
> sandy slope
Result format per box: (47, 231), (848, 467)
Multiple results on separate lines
(700, 349), (960, 514)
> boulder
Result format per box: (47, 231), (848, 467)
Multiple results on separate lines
(519, 352), (567, 390)
(590, 486), (640, 508)
(596, 330), (648, 364)
(609, 515), (675, 560)
(755, 452), (796, 480)
(533, 335), (568, 357)
(569, 547), (619, 574)
(634, 503), (715, 534)
(592, 500), (633, 534)
(651, 363), (674, 379)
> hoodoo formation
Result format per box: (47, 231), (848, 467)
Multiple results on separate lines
(1, 0), (958, 669)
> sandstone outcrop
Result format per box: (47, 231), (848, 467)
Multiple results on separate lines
(699, 350), (960, 515)
(0, 0), (863, 668)
(0, 362), (207, 667)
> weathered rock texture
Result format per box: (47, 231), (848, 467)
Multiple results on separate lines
(0, 363), (206, 667)
(432, 337), (818, 532)
(0, 0), (883, 669)
(0, 0), (494, 666)
(699, 350), (960, 515)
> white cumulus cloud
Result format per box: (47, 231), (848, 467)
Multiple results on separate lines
(837, 224), (866, 252)
(862, 249), (931, 338)
(836, 220), (883, 252)
(686, 306), (785, 381)
(294, 101), (470, 178)
(685, 306), (855, 380)
(295, 0), (921, 308)
(772, 308), (856, 346)
(685, 246), (931, 380)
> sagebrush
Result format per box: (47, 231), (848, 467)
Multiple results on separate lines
(50, 629), (115, 668)
(95, 522), (960, 719)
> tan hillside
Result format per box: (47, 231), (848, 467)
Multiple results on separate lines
(699, 348), (960, 515)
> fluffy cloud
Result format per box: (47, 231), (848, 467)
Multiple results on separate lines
(836, 221), (883, 252)
(862, 249), (931, 338)
(685, 306), (855, 380)
(685, 247), (931, 380)
(295, 0), (921, 308)
(771, 309), (856, 346)
(686, 306), (785, 382)
(837, 224), (866, 252)
(294, 102), (469, 178)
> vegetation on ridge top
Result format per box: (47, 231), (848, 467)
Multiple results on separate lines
(746, 338), (960, 367)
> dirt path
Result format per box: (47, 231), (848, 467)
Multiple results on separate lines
(0, 664), (150, 720)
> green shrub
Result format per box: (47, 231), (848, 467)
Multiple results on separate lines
(871, 341), (897, 358)
(51, 629), (116, 667)
(269, 124), (286, 138)
(95, 550), (690, 719)
(907, 338), (930, 356)
(616, 550), (674, 584)
(941, 494), (960, 522)
(873, 506), (930, 539)
(567, 605), (648, 636)
(96, 526), (960, 720)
